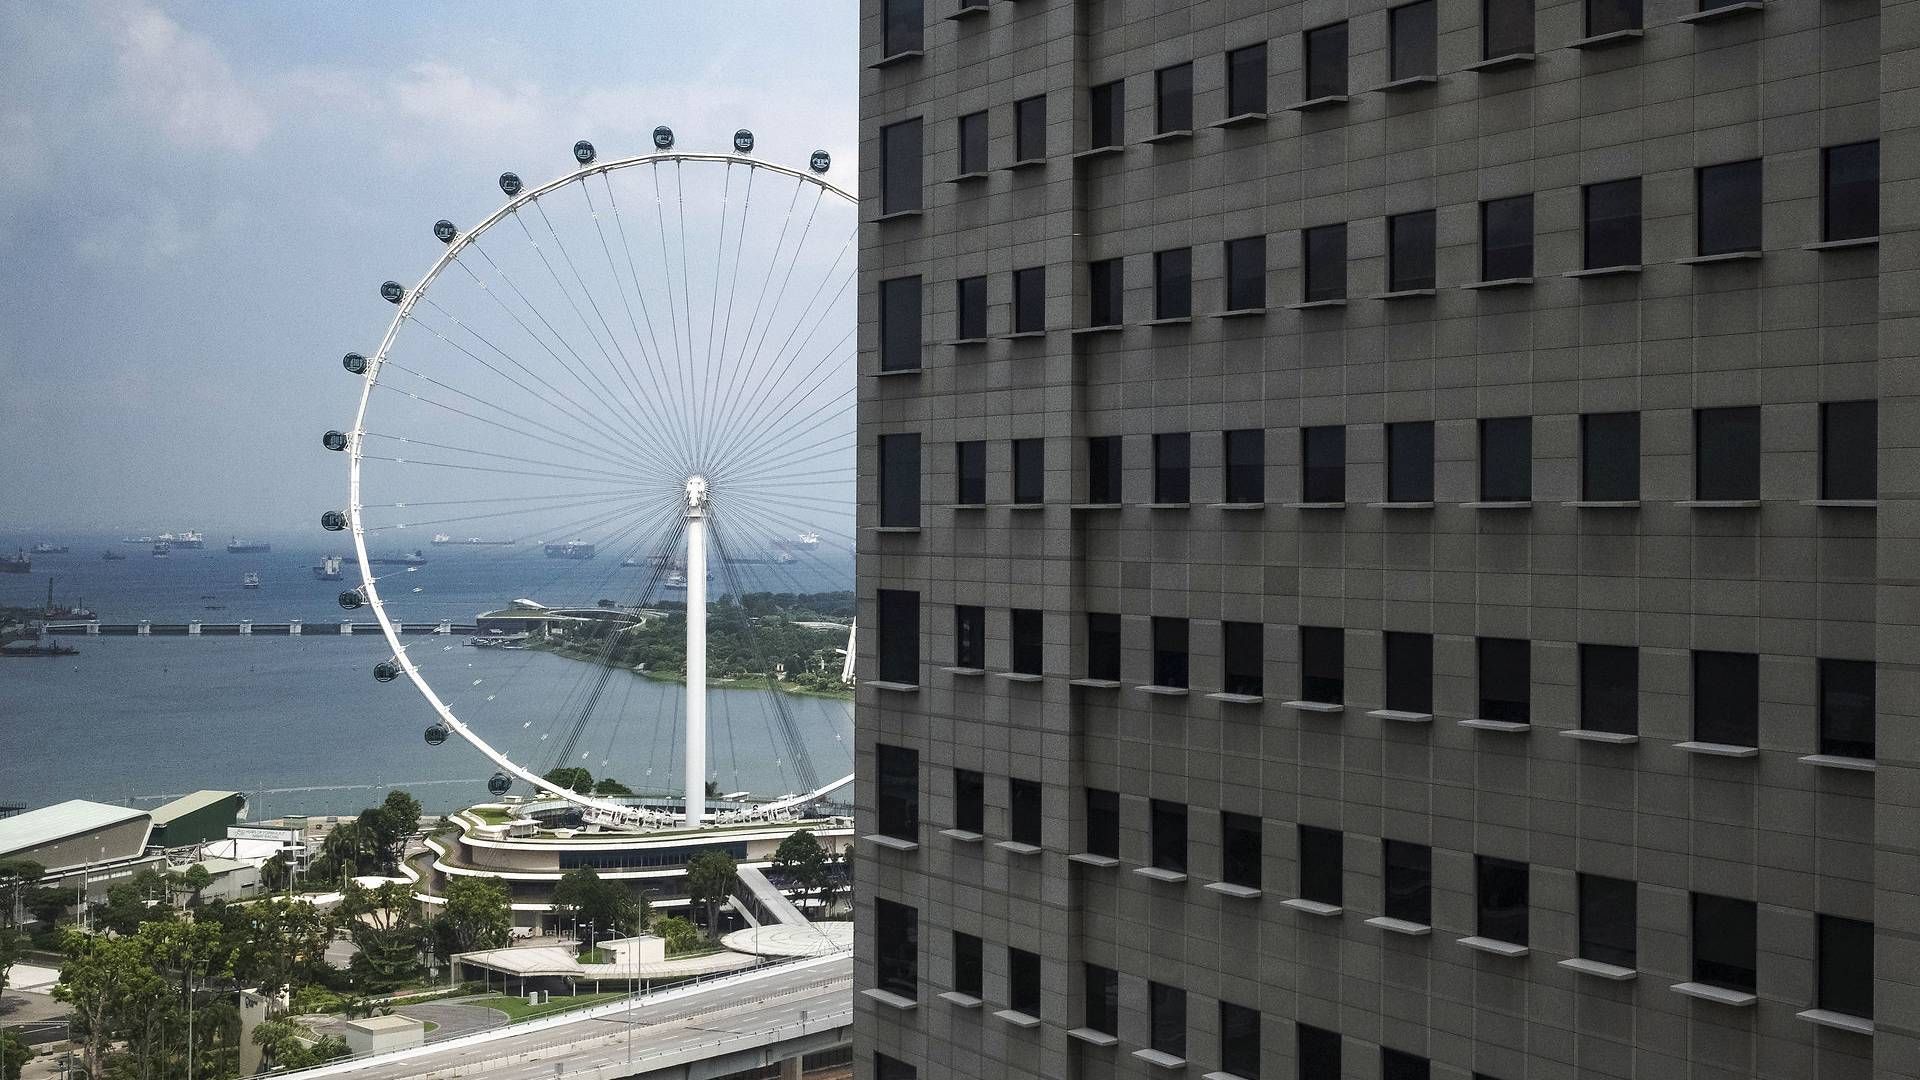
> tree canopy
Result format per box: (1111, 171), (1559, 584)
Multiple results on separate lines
(685, 850), (738, 938)
(551, 867), (643, 950)
(436, 878), (511, 958)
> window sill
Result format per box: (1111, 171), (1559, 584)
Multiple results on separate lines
(1460, 718), (1531, 733)
(1286, 298), (1348, 310)
(1371, 501), (1435, 511)
(868, 50), (924, 68)
(1134, 866), (1188, 884)
(941, 666), (987, 677)
(1461, 500), (1532, 510)
(1287, 94), (1349, 112)
(1464, 52), (1535, 71)
(1071, 502), (1123, 511)
(1140, 501), (1190, 510)
(1204, 881), (1262, 899)
(1461, 277), (1534, 290)
(1071, 145), (1124, 161)
(1210, 501), (1267, 511)
(1370, 74), (1438, 93)
(1369, 709), (1433, 724)
(1677, 2), (1764, 24)
(1670, 981), (1757, 1007)
(1457, 936), (1530, 958)
(1564, 264), (1642, 278)
(1564, 500), (1641, 509)
(1803, 499), (1876, 509)
(1567, 28), (1644, 49)
(1365, 916), (1432, 936)
(1284, 501), (1345, 510)
(1675, 499), (1759, 509)
(1143, 316), (1193, 327)
(866, 680), (919, 693)
(1370, 288), (1436, 301)
(944, 171), (990, 185)
(1137, 684), (1191, 697)
(864, 834), (920, 852)
(1000, 330), (1048, 340)
(862, 988), (919, 1010)
(1677, 250), (1762, 265)
(1004, 158), (1048, 172)
(942, 502), (988, 511)
(1210, 307), (1268, 319)
(1132, 1049), (1188, 1070)
(995, 840), (1043, 856)
(1281, 898), (1343, 917)
(1803, 236), (1878, 251)
(997, 671), (1043, 683)
(1069, 852), (1120, 868)
(1003, 502), (1046, 511)
(1206, 692), (1265, 705)
(1071, 324), (1124, 336)
(939, 991), (984, 1008)
(1559, 958), (1638, 981)
(872, 209), (923, 224)
(1141, 129), (1194, 144)
(946, 2), (989, 19)
(940, 828), (984, 843)
(872, 525), (921, 534)
(1799, 754), (1876, 772)
(1204, 1072), (1256, 1080)
(1284, 700), (1345, 714)
(874, 366), (921, 378)
(944, 337), (989, 347)
(1069, 677), (1122, 689)
(994, 1008), (1042, 1029)
(1068, 1027), (1120, 1047)
(1674, 740), (1759, 758)
(1796, 1009), (1874, 1036)
(1560, 729), (1639, 745)
(1211, 112), (1268, 128)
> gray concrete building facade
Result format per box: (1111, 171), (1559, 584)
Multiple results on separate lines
(854, 1), (1919, 1078)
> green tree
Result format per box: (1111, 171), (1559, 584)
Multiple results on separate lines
(260, 851), (292, 894)
(253, 1018), (350, 1070)
(171, 864), (213, 907)
(591, 777), (633, 796)
(649, 915), (702, 955)
(371, 790), (424, 870)
(0, 926), (17, 995)
(552, 868), (643, 950)
(310, 820), (368, 884)
(435, 878), (510, 958)
(96, 871), (174, 936)
(0, 1029), (33, 1080)
(543, 767), (594, 794)
(771, 830), (828, 915)
(54, 930), (167, 1080)
(0, 859), (44, 928)
(341, 881), (430, 986)
(823, 842), (853, 915)
(684, 851), (737, 939)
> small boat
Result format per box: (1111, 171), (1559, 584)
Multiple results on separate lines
(226, 537), (271, 554)
(666, 571), (688, 588)
(543, 540), (595, 560)
(152, 543), (170, 558)
(102, 550), (127, 561)
(312, 555), (344, 580)
(241, 572), (261, 588)
(794, 531), (820, 547)
(774, 550), (797, 565)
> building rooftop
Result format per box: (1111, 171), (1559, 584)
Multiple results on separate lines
(151, 790), (242, 825)
(344, 1014), (425, 1034)
(0, 800), (150, 860)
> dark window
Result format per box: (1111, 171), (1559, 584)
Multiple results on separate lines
(1302, 224), (1347, 302)
(1223, 621), (1263, 697)
(1301, 426), (1346, 503)
(1088, 435), (1123, 503)
(1014, 95), (1046, 162)
(1479, 417), (1531, 501)
(1224, 236), (1266, 311)
(1154, 433), (1191, 503)
(1476, 856), (1529, 946)
(1009, 777), (1042, 846)
(1578, 873), (1637, 969)
(955, 440), (986, 504)
(875, 897), (918, 998)
(1824, 141), (1879, 242)
(1085, 788), (1120, 859)
(1818, 915), (1873, 1019)
(1221, 811), (1262, 890)
(1155, 248), (1192, 320)
(876, 743), (919, 841)
(876, 589), (919, 684)
(1297, 1024), (1341, 1080)
(1012, 266), (1045, 333)
(1692, 893), (1757, 994)
(1226, 43), (1268, 116)
(1383, 840), (1431, 925)
(1223, 429), (1265, 503)
(1152, 617), (1189, 689)
(1300, 626), (1344, 704)
(1579, 644), (1639, 736)
(1820, 658), (1875, 759)
(1382, 1049), (1429, 1080)
(957, 110), (988, 176)
(874, 1053), (916, 1080)
(879, 277), (921, 372)
(1586, 0), (1642, 35)
(1384, 632), (1432, 713)
(1303, 22), (1349, 100)
(1477, 637), (1530, 724)
(954, 768), (984, 833)
(1298, 825), (1342, 906)
(1151, 799), (1187, 873)
(879, 433), (921, 526)
(955, 605), (984, 669)
(1089, 80), (1124, 149)
(1008, 947), (1041, 1016)
(1089, 258), (1123, 327)
(1694, 406), (1760, 501)
(1581, 412), (1640, 501)
(955, 276), (987, 339)
(1156, 63), (1193, 133)
(1221, 1000), (1261, 1079)
(1148, 982), (1186, 1058)
(1390, 1), (1437, 80)
(1693, 650), (1759, 747)
(1386, 421), (1434, 503)
(1087, 612), (1121, 681)
(1084, 963), (1119, 1035)
(1389, 210), (1436, 291)
(1009, 608), (1043, 675)
(1583, 178), (1641, 269)
(881, 0), (923, 56)
(1011, 437), (1044, 503)
(1481, 195), (1533, 280)
(880, 119), (923, 215)
(953, 931), (983, 997)
(1697, 159), (1763, 256)
(1483, 0), (1534, 58)
(1821, 400), (1876, 500)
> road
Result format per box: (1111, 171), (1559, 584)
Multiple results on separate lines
(294, 955), (852, 1080)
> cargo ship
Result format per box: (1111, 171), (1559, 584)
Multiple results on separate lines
(153, 543), (170, 558)
(226, 538), (271, 554)
(242, 572), (261, 589)
(431, 533), (515, 546)
(101, 550), (127, 561)
(1, 551), (30, 574)
(41, 581), (94, 620)
(368, 550), (428, 566)
(312, 555), (344, 580)
(543, 540), (595, 560)
(29, 543), (68, 555)
(161, 531), (205, 549)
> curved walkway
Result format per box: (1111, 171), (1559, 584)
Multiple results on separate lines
(720, 921), (852, 958)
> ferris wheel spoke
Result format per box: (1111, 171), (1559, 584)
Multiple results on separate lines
(360, 489), (679, 537)
(714, 495), (855, 548)
(364, 384), (677, 486)
(692, 161), (736, 450)
(359, 430), (674, 488)
(717, 438), (857, 488)
(648, 166), (697, 464)
(599, 172), (692, 468)
(712, 388), (855, 483)
(703, 166), (756, 460)
(707, 326), (854, 473)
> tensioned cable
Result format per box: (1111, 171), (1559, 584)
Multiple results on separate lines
(695, 160), (735, 450)
(708, 516), (815, 794)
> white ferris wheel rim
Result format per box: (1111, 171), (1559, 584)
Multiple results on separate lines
(343, 149), (858, 819)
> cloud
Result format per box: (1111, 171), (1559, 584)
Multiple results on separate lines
(109, 0), (272, 154)
(391, 60), (544, 143)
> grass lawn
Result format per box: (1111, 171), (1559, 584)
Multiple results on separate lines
(466, 990), (630, 1022)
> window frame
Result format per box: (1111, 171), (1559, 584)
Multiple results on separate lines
(1694, 406), (1761, 501)
(1582, 177), (1642, 270)
(1482, 0), (1534, 59)
(1008, 777), (1042, 847)
(875, 896), (919, 999)
(1155, 62), (1194, 133)
(1579, 643), (1639, 736)
(1820, 400), (1876, 501)
(1154, 247), (1193, 320)
(1151, 616), (1190, 689)
(1013, 94), (1047, 163)
(1585, 0), (1642, 36)
(1086, 612), (1122, 681)
(1386, 420), (1434, 503)
(1297, 1023), (1341, 1080)
(1819, 658), (1875, 760)
(1297, 824), (1343, 907)
(1577, 873), (1637, 969)
(1302, 223), (1347, 302)
(880, 0), (924, 57)
(1692, 649), (1759, 748)
(1148, 981), (1187, 1059)
(1300, 626), (1344, 705)
(1823, 140), (1879, 243)
(952, 930), (983, 998)
(1084, 963), (1120, 1035)
(875, 743), (919, 842)
(1580, 411), (1640, 502)
(1818, 914), (1874, 1019)
(879, 118), (924, 215)
(1476, 637), (1530, 724)
(1087, 435), (1123, 504)
(1475, 855), (1530, 947)
(956, 109), (988, 177)
(954, 440), (986, 505)
(1300, 425), (1346, 503)
(878, 432), (921, 527)
(1303, 21), (1349, 101)
(1696, 158), (1763, 257)
(1691, 892), (1757, 994)
(1480, 194), (1534, 281)
(1388, 209), (1436, 292)
(875, 589), (919, 685)
(1222, 620), (1263, 697)
(878, 276), (922, 372)
(954, 275), (987, 340)
(1382, 839), (1431, 925)
(1478, 416), (1532, 502)
(1089, 79), (1124, 149)
(1223, 428), (1265, 503)
(1011, 265), (1045, 333)
(1220, 999), (1261, 1079)
(1088, 257), (1123, 328)
(1389, 0), (1438, 80)
(1220, 811), (1263, 890)
(1008, 946), (1042, 1017)
(1150, 798), (1188, 873)
(1011, 437), (1044, 504)
(1153, 432), (1191, 503)
(953, 768), (985, 834)
(954, 604), (984, 669)
(1384, 631), (1433, 714)
(1224, 235), (1267, 311)
(1008, 607), (1043, 676)
(1225, 43), (1268, 117)
(1085, 787), (1120, 859)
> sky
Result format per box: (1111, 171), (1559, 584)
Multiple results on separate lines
(0, 0), (859, 537)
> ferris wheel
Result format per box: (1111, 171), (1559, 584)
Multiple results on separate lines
(321, 128), (858, 827)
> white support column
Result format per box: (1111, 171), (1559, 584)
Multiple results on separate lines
(685, 475), (709, 828)
(289, 620), (302, 636)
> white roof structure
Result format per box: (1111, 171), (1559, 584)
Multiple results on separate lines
(0, 800), (151, 862)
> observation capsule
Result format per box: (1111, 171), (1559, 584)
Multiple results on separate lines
(487, 772), (512, 796)
(733, 129), (755, 153)
(320, 510), (347, 531)
(373, 661), (401, 683)
(433, 219), (458, 244)
(573, 140), (596, 165)
(424, 723), (449, 746)
(499, 172), (523, 196)
(342, 352), (367, 375)
(809, 150), (831, 174)
(337, 589), (363, 610)
(322, 430), (348, 452)
(380, 280), (405, 304)
(652, 125), (674, 150)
